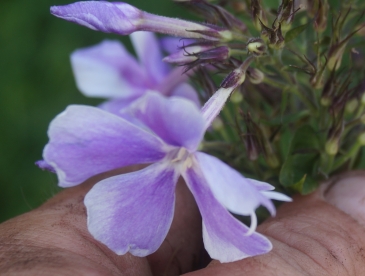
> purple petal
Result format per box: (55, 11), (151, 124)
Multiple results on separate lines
(130, 32), (169, 84)
(51, 2), (142, 35)
(71, 40), (149, 99)
(262, 191), (292, 202)
(98, 97), (139, 116)
(182, 165), (272, 262)
(35, 160), (55, 173)
(85, 162), (178, 256)
(43, 105), (167, 187)
(170, 83), (201, 107)
(130, 92), (205, 151)
(195, 152), (275, 216)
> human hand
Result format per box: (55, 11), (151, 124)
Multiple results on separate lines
(1, 169), (365, 275)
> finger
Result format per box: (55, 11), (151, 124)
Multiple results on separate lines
(146, 177), (204, 276)
(0, 165), (153, 275)
(183, 172), (365, 275)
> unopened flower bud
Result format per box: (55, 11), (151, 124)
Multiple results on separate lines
(327, 44), (347, 71)
(325, 121), (344, 155)
(246, 38), (266, 56)
(251, 0), (267, 30)
(247, 67), (264, 84)
(345, 98), (359, 114)
(358, 133), (365, 146)
(51, 1), (229, 41)
(325, 139), (339, 155)
(313, 0), (328, 32)
(277, 0), (295, 28)
(212, 117), (224, 130)
(230, 91), (243, 103)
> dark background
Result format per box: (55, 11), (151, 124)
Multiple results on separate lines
(0, 0), (186, 222)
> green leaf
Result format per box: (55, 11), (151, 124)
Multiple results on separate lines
(279, 153), (319, 194)
(288, 125), (321, 154)
(285, 23), (309, 43)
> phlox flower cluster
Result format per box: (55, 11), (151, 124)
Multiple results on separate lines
(37, 0), (292, 263)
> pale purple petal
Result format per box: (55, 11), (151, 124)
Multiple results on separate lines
(130, 92), (205, 151)
(71, 40), (149, 99)
(85, 162), (178, 256)
(51, 2), (142, 35)
(182, 165), (272, 262)
(262, 191), (292, 202)
(130, 32), (169, 84)
(35, 160), (55, 173)
(43, 105), (167, 187)
(247, 179), (275, 191)
(98, 97), (139, 116)
(195, 152), (275, 216)
(170, 83), (201, 107)
(201, 86), (237, 131)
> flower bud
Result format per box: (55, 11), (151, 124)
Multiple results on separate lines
(230, 91), (243, 103)
(212, 117), (224, 130)
(358, 132), (365, 146)
(247, 67), (264, 84)
(51, 1), (229, 41)
(325, 121), (344, 155)
(327, 43), (347, 71)
(277, 0), (295, 28)
(251, 0), (267, 30)
(345, 98), (359, 114)
(246, 38), (267, 56)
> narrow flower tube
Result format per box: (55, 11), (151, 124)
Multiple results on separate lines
(50, 1), (230, 41)
(201, 56), (254, 130)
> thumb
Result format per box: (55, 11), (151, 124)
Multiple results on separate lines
(184, 171), (365, 276)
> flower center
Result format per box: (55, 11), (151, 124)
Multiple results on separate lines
(169, 148), (193, 170)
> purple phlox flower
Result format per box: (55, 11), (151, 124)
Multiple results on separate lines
(71, 31), (200, 116)
(51, 1), (232, 41)
(42, 91), (291, 262)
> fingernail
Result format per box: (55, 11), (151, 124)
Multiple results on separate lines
(323, 171), (365, 226)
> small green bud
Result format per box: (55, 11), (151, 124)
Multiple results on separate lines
(325, 140), (339, 155)
(327, 44), (347, 71)
(230, 91), (243, 103)
(246, 38), (267, 56)
(358, 133), (365, 145)
(211, 117), (224, 131)
(345, 98), (359, 114)
(320, 97), (331, 107)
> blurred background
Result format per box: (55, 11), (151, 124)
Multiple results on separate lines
(0, 0), (185, 222)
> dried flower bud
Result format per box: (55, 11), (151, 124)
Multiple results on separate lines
(327, 43), (347, 71)
(277, 0), (295, 28)
(246, 38), (267, 56)
(247, 67), (264, 84)
(251, 0), (267, 30)
(313, 0), (328, 32)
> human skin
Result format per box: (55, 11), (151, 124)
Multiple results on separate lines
(1, 168), (365, 276)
